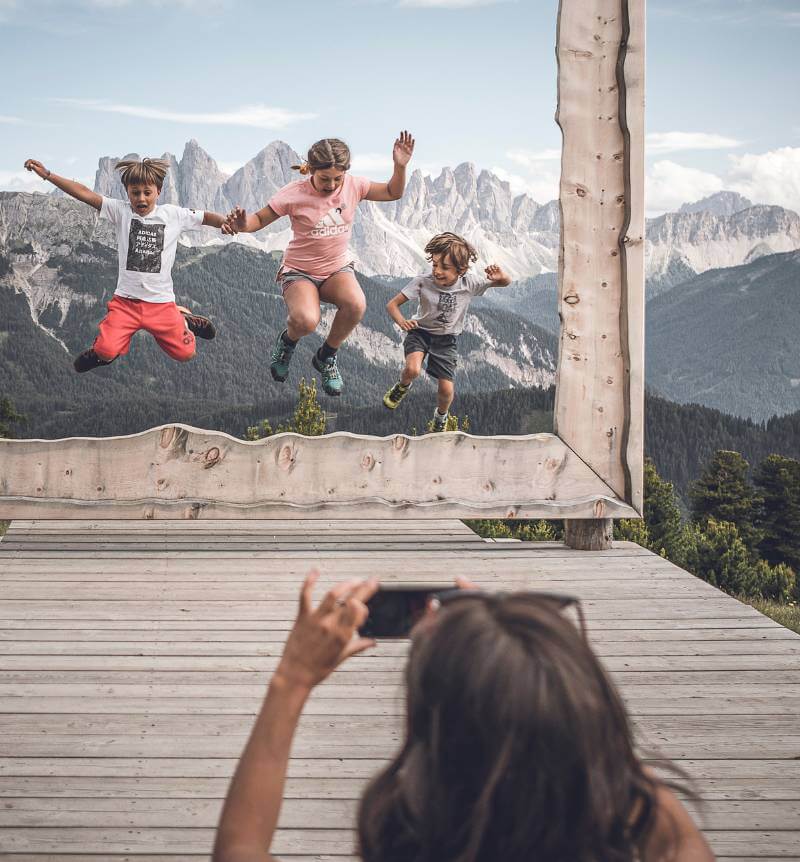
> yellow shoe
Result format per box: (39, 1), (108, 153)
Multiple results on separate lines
(383, 382), (410, 410)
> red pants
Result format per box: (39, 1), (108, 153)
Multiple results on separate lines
(93, 296), (196, 362)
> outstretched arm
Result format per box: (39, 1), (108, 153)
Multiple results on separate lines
(212, 572), (378, 862)
(24, 159), (102, 211)
(225, 205), (280, 234)
(365, 131), (415, 203)
(485, 264), (512, 288)
(203, 211), (236, 235)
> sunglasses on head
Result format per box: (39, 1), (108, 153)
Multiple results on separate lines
(428, 588), (588, 641)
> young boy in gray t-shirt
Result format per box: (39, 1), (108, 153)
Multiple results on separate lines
(383, 232), (511, 431)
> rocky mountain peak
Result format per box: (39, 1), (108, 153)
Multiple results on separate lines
(679, 191), (754, 217)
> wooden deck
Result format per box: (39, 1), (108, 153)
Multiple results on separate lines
(0, 519), (798, 861)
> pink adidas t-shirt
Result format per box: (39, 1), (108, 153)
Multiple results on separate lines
(268, 173), (372, 279)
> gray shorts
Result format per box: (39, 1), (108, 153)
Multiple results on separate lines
(404, 328), (458, 381)
(276, 262), (355, 294)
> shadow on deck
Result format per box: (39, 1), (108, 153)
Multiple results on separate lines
(0, 519), (798, 860)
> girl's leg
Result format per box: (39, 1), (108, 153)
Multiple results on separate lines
(283, 280), (322, 341)
(436, 378), (455, 414)
(144, 301), (196, 362)
(318, 271), (366, 349)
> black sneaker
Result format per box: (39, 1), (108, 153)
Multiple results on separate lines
(73, 349), (116, 373)
(179, 307), (216, 340)
(432, 412), (449, 432)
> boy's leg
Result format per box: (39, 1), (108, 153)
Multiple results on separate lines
(144, 301), (196, 362)
(436, 378), (455, 414)
(75, 296), (140, 372)
(384, 351), (424, 409)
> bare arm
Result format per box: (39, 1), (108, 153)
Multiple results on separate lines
(640, 784), (715, 862)
(24, 159), (102, 211)
(485, 264), (512, 288)
(365, 131), (415, 203)
(203, 211), (236, 235)
(212, 572), (378, 862)
(387, 291), (418, 331)
(226, 205), (280, 234)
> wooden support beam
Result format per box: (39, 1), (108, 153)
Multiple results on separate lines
(564, 518), (614, 550)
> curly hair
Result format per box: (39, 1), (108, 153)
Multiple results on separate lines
(425, 232), (479, 274)
(115, 157), (170, 190)
(292, 138), (351, 175)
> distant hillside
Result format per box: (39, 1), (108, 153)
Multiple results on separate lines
(646, 250), (800, 422)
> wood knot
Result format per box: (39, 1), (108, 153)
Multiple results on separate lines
(277, 445), (296, 472)
(159, 427), (175, 448)
(575, 187), (588, 198)
(564, 294), (580, 305)
(203, 447), (221, 469)
(361, 453), (376, 471)
(593, 500), (606, 519)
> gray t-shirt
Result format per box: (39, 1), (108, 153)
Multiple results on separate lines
(401, 273), (492, 335)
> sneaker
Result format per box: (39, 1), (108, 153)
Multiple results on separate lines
(270, 330), (296, 382)
(312, 350), (343, 396)
(73, 349), (116, 373)
(383, 382), (410, 410)
(178, 307), (217, 340)
(432, 412), (449, 432)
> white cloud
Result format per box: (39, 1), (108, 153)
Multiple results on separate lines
(728, 147), (800, 213)
(0, 115), (23, 124)
(492, 165), (559, 204)
(398, 0), (508, 6)
(646, 160), (724, 215)
(53, 98), (315, 130)
(0, 169), (54, 193)
(646, 131), (744, 153)
(216, 161), (243, 177)
(350, 153), (394, 174)
(507, 148), (561, 167)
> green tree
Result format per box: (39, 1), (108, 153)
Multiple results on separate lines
(0, 397), (25, 438)
(683, 519), (758, 597)
(424, 413), (471, 433)
(690, 450), (763, 553)
(754, 454), (800, 572)
(245, 379), (327, 440)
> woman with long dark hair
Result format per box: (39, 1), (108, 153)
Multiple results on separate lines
(213, 573), (714, 862)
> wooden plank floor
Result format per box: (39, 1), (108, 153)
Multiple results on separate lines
(0, 519), (798, 861)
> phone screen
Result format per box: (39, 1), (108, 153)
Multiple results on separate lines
(359, 586), (450, 638)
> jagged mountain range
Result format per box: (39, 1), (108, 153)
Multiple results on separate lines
(86, 140), (800, 290)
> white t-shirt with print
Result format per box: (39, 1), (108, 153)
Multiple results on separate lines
(100, 196), (205, 303)
(401, 272), (492, 335)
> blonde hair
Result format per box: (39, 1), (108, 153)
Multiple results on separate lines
(115, 157), (170, 189)
(425, 232), (479, 274)
(292, 138), (351, 175)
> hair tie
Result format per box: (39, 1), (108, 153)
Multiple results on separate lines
(291, 162), (311, 175)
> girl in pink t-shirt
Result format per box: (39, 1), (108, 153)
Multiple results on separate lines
(226, 133), (415, 396)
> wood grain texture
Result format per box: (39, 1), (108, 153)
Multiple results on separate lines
(554, 0), (645, 514)
(1, 520), (799, 859)
(0, 425), (636, 520)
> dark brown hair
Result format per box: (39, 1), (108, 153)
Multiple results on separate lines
(357, 593), (661, 862)
(292, 138), (351, 175)
(425, 232), (478, 274)
(115, 157), (170, 190)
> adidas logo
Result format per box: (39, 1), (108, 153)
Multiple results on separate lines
(310, 207), (350, 238)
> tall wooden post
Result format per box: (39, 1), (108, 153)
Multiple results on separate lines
(555, 0), (646, 549)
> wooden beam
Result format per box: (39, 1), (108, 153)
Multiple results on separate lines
(0, 425), (636, 520)
(554, 0), (645, 514)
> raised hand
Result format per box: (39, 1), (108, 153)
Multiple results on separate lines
(24, 159), (50, 180)
(485, 264), (507, 284)
(392, 130), (415, 167)
(274, 571), (379, 691)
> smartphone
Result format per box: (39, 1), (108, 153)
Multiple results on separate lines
(359, 585), (452, 638)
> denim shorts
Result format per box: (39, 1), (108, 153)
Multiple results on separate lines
(404, 328), (458, 381)
(276, 262), (355, 293)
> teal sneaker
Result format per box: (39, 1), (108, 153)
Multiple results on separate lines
(270, 330), (295, 382)
(383, 382), (410, 410)
(312, 351), (343, 396)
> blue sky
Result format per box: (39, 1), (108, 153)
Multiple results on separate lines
(1, 0), (798, 214)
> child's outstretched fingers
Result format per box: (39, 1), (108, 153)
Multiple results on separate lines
(24, 159), (48, 179)
(393, 130), (415, 166)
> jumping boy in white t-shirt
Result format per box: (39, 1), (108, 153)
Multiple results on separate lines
(24, 156), (232, 372)
(383, 232), (511, 431)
